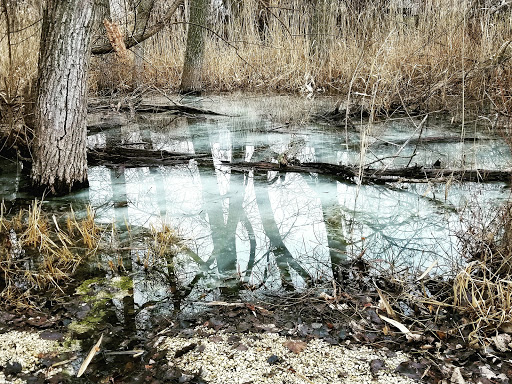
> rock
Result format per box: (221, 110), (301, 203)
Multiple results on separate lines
(5, 361), (22, 375)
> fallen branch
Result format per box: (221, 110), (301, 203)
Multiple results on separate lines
(88, 100), (225, 116)
(86, 147), (512, 184)
(87, 147), (211, 167)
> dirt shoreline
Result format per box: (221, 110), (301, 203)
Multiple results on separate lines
(1, 285), (511, 383)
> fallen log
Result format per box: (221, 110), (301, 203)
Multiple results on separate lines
(88, 99), (225, 116)
(372, 167), (512, 183)
(87, 146), (511, 184)
(226, 161), (511, 183)
(373, 136), (486, 147)
(87, 147), (211, 167)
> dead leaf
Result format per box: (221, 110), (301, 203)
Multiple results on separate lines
(174, 343), (197, 358)
(499, 322), (512, 333)
(234, 343), (248, 351)
(283, 340), (307, 354)
(370, 359), (386, 377)
(255, 305), (272, 316)
(377, 288), (396, 318)
(451, 367), (465, 384)
(436, 330), (448, 340)
(395, 360), (427, 381)
(480, 365), (509, 382)
(378, 314), (421, 341)
(319, 291), (334, 301)
(493, 333), (512, 352)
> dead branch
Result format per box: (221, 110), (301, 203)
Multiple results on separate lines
(91, 0), (183, 55)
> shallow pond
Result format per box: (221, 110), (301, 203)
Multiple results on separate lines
(1, 94), (511, 313)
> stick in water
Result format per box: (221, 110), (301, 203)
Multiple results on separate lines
(77, 334), (103, 377)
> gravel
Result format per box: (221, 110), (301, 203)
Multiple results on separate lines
(160, 326), (416, 384)
(0, 330), (75, 384)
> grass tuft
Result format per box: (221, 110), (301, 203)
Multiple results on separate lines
(453, 202), (512, 346)
(0, 201), (103, 307)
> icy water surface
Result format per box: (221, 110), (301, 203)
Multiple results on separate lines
(1, 95), (511, 299)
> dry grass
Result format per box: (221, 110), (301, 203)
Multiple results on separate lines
(452, 202), (512, 347)
(0, 200), (103, 307)
(0, 199), (185, 308)
(136, 221), (184, 272)
(0, 1), (510, 115)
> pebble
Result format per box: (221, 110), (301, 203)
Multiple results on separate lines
(160, 326), (416, 384)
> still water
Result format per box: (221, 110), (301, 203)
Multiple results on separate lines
(1, 95), (511, 299)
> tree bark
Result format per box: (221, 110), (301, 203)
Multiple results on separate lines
(31, 0), (94, 196)
(180, 0), (209, 95)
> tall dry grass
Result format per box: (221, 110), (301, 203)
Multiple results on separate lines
(0, 1), (511, 113)
(92, 0), (512, 114)
(452, 201), (512, 347)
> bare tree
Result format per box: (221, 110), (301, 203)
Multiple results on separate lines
(180, 0), (209, 95)
(30, 0), (183, 196)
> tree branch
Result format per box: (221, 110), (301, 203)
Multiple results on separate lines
(91, 0), (183, 55)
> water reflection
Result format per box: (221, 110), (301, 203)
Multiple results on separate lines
(0, 96), (510, 330)
(83, 98), (511, 304)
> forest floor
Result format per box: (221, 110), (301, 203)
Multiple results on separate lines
(1, 270), (511, 384)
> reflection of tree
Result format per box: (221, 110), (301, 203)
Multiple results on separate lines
(339, 184), (454, 272)
(187, 121), (246, 292)
(318, 195), (348, 283)
(105, 126), (137, 329)
(210, 173), (245, 276)
(94, 112), (356, 300)
(254, 178), (312, 289)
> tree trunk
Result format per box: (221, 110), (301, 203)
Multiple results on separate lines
(180, 0), (208, 95)
(310, 0), (333, 59)
(132, 0), (156, 88)
(31, 0), (94, 196)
